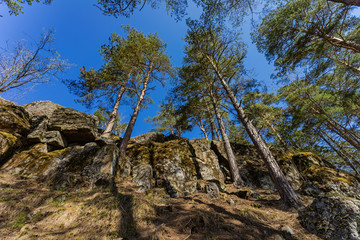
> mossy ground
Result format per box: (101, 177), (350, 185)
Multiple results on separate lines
(0, 173), (320, 240)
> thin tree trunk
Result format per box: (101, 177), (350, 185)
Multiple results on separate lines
(199, 118), (209, 141)
(206, 55), (303, 208)
(264, 118), (289, 151)
(309, 103), (360, 148)
(318, 128), (360, 177)
(325, 120), (360, 151)
(204, 99), (218, 140)
(101, 86), (127, 138)
(170, 124), (174, 135)
(112, 64), (152, 176)
(210, 90), (244, 186)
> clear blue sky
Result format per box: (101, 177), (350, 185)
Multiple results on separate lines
(0, 0), (275, 139)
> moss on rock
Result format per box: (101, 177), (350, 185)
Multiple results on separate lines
(0, 104), (30, 135)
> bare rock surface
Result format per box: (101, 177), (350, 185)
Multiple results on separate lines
(299, 196), (360, 240)
(23, 100), (62, 119)
(0, 98), (30, 135)
(48, 107), (99, 144)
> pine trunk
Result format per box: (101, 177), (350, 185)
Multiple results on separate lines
(207, 56), (303, 208)
(204, 100), (218, 140)
(199, 118), (209, 141)
(325, 120), (360, 151)
(210, 90), (244, 186)
(318, 128), (360, 177)
(112, 64), (152, 176)
(101, 86), (126, 138)
(264, 119), (289, 151)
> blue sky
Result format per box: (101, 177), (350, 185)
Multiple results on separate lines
(0, 0), (275, 139)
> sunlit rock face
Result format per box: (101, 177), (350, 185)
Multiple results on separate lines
(0, 97), (30, 136)
(1, 98), (360, 239)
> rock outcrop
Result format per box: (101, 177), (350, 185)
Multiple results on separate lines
(48, 107), (98, 144)
(299, 196), (360, 240)
(1, 99), (360, 240)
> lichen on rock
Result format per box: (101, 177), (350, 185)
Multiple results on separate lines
(298, 196), (360, 240)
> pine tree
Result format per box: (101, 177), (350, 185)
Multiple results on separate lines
(185, 19), (303, 208)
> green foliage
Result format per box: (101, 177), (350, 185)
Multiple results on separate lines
(253, 0), (360, 79)
(95, 0), (253, 24)
(94, 107), (127, 136)
(145, 100), (184, 136)
(2, 0), (52, 16)
(96, 0), (188, 21)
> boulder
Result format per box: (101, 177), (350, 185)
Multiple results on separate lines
(235, 189), (261, 200)
(292, 153), (360, 199)
(48, 107), (99, 144)
(189, 139), (224, 182)
(298, 196), (360, 240)
(23, 101), (62, 119)
(0, 131), (22, 164)
(0, 98), (30, 135)
(206, 182), (220, 199)
(129, 132), (166, 145)
(292, 152), (325, 172)
(42, 131), (67, 148)
(303, 165), (360, 199)
(211, 140), (277, 189)
(132, 164), (153, 192)
(27, 116), (49, 143)
(82, 144), (118, 188)
(125, 138), (199, 197)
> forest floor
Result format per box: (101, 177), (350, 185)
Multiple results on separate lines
(0, 173), (321, 240)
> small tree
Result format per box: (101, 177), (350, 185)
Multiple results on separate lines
(65, 26), (141, 138)
(0, 30), (67, 95)
(113, 27), (173, 176)
(94, 107), (127, 136)
(145, 100), (183, 136)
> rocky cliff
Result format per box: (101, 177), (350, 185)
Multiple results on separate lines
(0, 98), (359, 240)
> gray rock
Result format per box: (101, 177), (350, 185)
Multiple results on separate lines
(236, 189), (261, 200)
(48, 107), (99, 144)
(23, 101), (62, 119)
(0, 98), (30, 135)
(183, 181), (197, 195)
(229, 198), (235, 205)
(121, 160), (132, 177)
(43, 131), (67, 148)
(300, 182), (322, 197)
(133, 164), (153, 192)
(274, 234), (284, 240)
(129, 132), (166, 145)
(27, 116), (49, 143)
(165, 180), (179, 198)
(0, 131), (22, 163)
(280, 225), (294, 235)
(206, 182), (220, 199)
(298, 196), (360, 240)
(82, 144), (117, 188)
(189, 139), (224, 183)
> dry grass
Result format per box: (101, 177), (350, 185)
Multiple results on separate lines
(0, 173), (320, 240)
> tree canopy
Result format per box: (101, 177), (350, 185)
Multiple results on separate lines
(1, 0), (53, 16)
